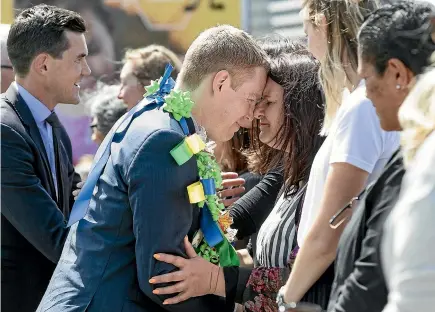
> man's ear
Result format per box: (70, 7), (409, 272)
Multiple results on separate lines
(387, 58), (414, 89)
(32, 53), (50, 76)
(212, 70), (230, 94)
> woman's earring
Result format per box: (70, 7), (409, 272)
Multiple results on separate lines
(396, 85), (401, 90)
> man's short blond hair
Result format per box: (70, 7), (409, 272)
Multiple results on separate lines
(178, 25), (269, 91)
(123, 44), (182, 85)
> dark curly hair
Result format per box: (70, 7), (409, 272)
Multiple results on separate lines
(247, 36), (325, 197)
(358, 0), (435, 75)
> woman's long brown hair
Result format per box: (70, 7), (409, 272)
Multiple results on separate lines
(248, 37), (325, 197)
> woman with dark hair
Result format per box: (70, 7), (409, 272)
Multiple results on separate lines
(148, 37), (325, 311)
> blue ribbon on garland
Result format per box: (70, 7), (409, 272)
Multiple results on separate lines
(147, 64), (175, 106)
(201, 178), (216, 195)
(179, 117), (190, 136)
(200, 203), (224, 247)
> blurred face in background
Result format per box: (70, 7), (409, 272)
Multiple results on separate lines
(80, 9), (116, 89)
(1, 25), (14, 92)
(118, 60), (145, 110)
(90, 116), (104, 145)
(1, 64), (14, 93)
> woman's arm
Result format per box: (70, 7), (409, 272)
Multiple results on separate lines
(230, 169), (284, 239)
(282, 162), (368, 303)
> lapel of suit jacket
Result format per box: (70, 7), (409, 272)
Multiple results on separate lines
(4, 84), (58, 201)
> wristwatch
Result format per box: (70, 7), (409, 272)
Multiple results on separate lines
(276, 286), (297, 311)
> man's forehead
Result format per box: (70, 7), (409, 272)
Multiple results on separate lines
(65, 31), (88, 51)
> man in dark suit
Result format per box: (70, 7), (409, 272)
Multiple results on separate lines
(1, 5), (88, 312)
(37, 25), (268, 311)
(327, 2), (435, 311)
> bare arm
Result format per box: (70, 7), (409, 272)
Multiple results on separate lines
(283, 163), (368, 303)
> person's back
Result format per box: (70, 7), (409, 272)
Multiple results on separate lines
(39, 107), (203, 311)
(38, 25), (268, 311)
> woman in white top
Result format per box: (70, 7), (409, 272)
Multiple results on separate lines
(280, 0), (400, 307)
(382, 67), (435, 312)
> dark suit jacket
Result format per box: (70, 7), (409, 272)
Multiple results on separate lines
(37, 104), (231, 312)
(328, 149), (405, 312)
(1, 84), (80, 312)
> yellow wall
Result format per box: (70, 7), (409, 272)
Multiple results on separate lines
(107, 0), (241, 51)
(2, 0), (241, 51)
(1, 0), (14, 24)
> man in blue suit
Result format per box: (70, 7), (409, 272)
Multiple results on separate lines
(38, 25), (268, 311)
(1, 5), (86, 312)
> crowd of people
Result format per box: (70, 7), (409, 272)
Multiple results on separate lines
(1, 1), (435, 312)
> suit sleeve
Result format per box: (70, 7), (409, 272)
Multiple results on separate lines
(127, 129), (231, 311)
(0, 123), (69, 263)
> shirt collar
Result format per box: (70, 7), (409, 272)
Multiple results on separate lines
(15, 82), (52, 124)
(191, 116), (207, 142)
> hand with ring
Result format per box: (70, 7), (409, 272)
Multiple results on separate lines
(150, 237), (225, 305)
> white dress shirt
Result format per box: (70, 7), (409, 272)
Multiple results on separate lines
(15, 82), (58, 196)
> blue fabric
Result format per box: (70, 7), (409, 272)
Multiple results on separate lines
(38, 63), (231, 310)
(37, 106), (229, 312)
(16, 82), (58, 195)
(200, 203), (224, 247)
(179, 117), (190, 135)
(67, 98), (155, 227)
(201, 179), (216, 195)
(68, 64), (176, 227)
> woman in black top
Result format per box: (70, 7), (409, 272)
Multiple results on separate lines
(150, 37), (325, 311)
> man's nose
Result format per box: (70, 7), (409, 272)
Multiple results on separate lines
(82, 60), (92, 76)
(244, 114), (254, 122)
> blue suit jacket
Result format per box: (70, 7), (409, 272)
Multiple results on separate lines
(37, 105), (229, 311)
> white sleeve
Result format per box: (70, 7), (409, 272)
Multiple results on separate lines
(330, 96), (385, 173)
(382, 132), (435, 312)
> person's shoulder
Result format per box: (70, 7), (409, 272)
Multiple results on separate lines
(341, 83), (375, 118)
(113, 106), (186, 169)
(123, 107), (184, 144)
(0, 95), (27, 136)
(413, 132), (435, 169)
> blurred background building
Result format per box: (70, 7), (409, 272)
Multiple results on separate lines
(1, 0), (304, 163)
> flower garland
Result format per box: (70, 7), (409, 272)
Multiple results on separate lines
(143, 64), (240, 267)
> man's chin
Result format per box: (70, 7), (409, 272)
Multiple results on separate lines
(68, 96), (81, 105)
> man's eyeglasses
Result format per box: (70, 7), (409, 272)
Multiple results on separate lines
(329, 190), (366, 229)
